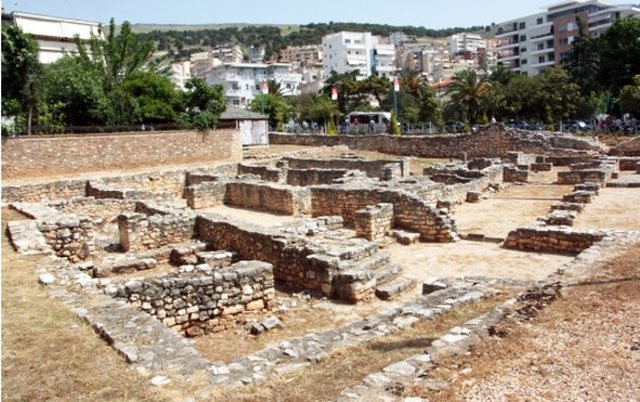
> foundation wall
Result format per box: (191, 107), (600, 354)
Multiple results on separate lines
(504, 227), (606, 254)
(224, 182), (311, 216)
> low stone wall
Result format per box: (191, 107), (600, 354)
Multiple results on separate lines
(237, 164), (286, 182)
(224, 181), (311, 216)
(286, 168), (351, 186)
(1, 129), (242, 180)
(310, 186), (458, 242)
(283, 157), (409, 180)
(506, 151), (537, 166)
(503, 166), (529, 183)
(118, 212), (196, 252)
(609, 137), (640, 156)
(270, 125), (602, 158)
(86, 181), (173, 204)
(184, 180), (227, 209)
(355, 203), (394, 241)
(113, 260), (275, 336)
(618, 157), (640, 171)
(51, 197), (137, 222)
(38, 215), (95, 262)
(2, 179), (87, 204)
(557, 170), (610, 184)
(503, 227), (606, 254)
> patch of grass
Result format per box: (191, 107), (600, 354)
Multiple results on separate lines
(1, 208), (171, 402)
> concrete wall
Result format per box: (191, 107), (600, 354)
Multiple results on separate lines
(1, 129), (242, 180)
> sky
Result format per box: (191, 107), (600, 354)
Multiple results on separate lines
(3, 0), (586, 29)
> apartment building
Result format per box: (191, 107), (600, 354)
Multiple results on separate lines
(495, 0), (640, 76)
(171, 60), (191, 91)
(322, 31), (396, 80)
(204, 63), (302, 107)
(279, 45), (323, 67)
(447, 33), (486, 56)
(3, 11), (103, 64)
(211, 45), (243, 63)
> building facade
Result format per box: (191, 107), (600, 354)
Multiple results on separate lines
(447, 33), (486, 57)
(5, 11), (103, 64)
(204, 63), (302, 107)
(495, 0), (640, 76)
(322, 31), (396, 80)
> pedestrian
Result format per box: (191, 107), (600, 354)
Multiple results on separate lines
(369, 119), (375, 133)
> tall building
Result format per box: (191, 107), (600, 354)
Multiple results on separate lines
(322, 31), (396, 80)
(447, 33), (486, 56)
(495, 0), (640, 76)
(204, 63), (302, 108)
(3, 11), (103, 64)
(279, 45), (323, 67)
(171, 60), (191, 91)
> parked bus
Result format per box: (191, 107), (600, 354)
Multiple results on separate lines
(344, 111), (391, 134)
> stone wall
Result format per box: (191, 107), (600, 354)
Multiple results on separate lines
(286, 168), (351, 186)
(237, 164), (286, 182)
(503, 227), (606, 254)
(618, 157), (640, 171)
(270, 125), (602, 158)
(2, 179), (87, 204)
(503, 166), (529, 183)
(113, 260), (275, 336)
(51, 197), (137, 222)
(354, 203), (394, 241)
(1, 129), (242, 180)
(224, 181), (311, 216)
(184, 180), (227, 209)
(609, 137), (640, 156)
(283, 157), (409, 179)
(118, 212), (196, 252)
(557, 170), (610, 184)
(86, 181), (174, 204)
(38, 215), (95, 262)
(310, 186), (458, 242)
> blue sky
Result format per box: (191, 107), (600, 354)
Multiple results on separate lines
(3, 0), (627, 28)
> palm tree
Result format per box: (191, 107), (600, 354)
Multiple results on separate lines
(445, 70), (489, 124)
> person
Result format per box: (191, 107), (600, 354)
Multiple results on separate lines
(491, 116), (497, 124)
(369, 119), (375, 133)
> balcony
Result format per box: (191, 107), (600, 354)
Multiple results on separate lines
(532, 60), (556, 68)
(497, 53), (520, 62)
(496, 27), (519, 38)
(496, 41), (520, 50)
(530, 47), (555, 56)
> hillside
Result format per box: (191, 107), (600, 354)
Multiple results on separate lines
(135, 21), (491, 61)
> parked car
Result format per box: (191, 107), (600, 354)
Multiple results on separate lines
(506, 119), (531, 130)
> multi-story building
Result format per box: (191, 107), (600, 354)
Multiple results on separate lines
(190, 51), (220, 78)
(204, 63), (302, 107)
(389, 31), (409, 47)
(322, 31), (396, 80)
(495, 0), (640, 76)
(447, 33), (486, 57)
(171, 60), (191, 91)
(3, 11), (103, 64)
(248, 46), (265, 63)
(279, 45), (323, 67)
(211, 45), (243, 64)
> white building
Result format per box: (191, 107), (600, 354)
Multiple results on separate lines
(204, 63), (302, 107)
(495, 0), (640, 76)
(7, 11), (103, 64)
(322, 31), (396, 80)
(389, 31), (409, 47)
(171, 60), (191, 91)
(211, 45), (243, 63)
(447, 33), (486, 56)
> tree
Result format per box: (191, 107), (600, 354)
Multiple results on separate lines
(389, 112), (400, 135)
(2, 24), (41, 134)
(534, 67), (582, 122)
(619, 75), (640, 117)
(120, 71), (181, 123)
(76, 19), (155, 91)
(361, 73), (391, 105)
(40, 56), (108, 126)
(565, 16), (600, 95)
(322, 70), (366, 114)
(249, 94), (291, 129)
(445, 70), (489, 124)
(181, 78), (227, 130)
(597, 17), (640, 95)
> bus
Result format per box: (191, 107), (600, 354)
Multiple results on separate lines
(344, 111), (391, 134)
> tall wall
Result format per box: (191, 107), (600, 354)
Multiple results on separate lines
(270, 125), (602, 158)
(1, 129), (242, 180)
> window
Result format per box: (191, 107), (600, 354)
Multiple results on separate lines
(345, 39), (351, 44)
(538, 43), (545, 50)
(348, 50), (351, 54)
(520, 35), (527, 42)
(521, 47), (527, 52)
(521, 59), (528, 65)
(558, 38), (569, 46)
(538, 56), (545, 63)
(232, 100), (240, 105)
(519, 22), (526, 29)
(354, 40), (361, 44)
(537, 17), (543, 24)
(255, 84), (260, 90)
(232, 83), (239, 90)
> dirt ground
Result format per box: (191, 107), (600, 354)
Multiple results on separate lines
(385, 240), (573, 283)
(407, 246), (640, 402)
(574, 186), (640, 232)
(453, 182), (573, 239)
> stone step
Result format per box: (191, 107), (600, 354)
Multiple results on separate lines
(337, 252), (391, 275)
(93, 257), (157, 277)
(196, 250), (234, 268)
(373, 264), (403, 287)
(325, 240), (379, 261)
(7, 220), (53, 256)
(390, 229), (420, 245)
(375, 276), (416, 300)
